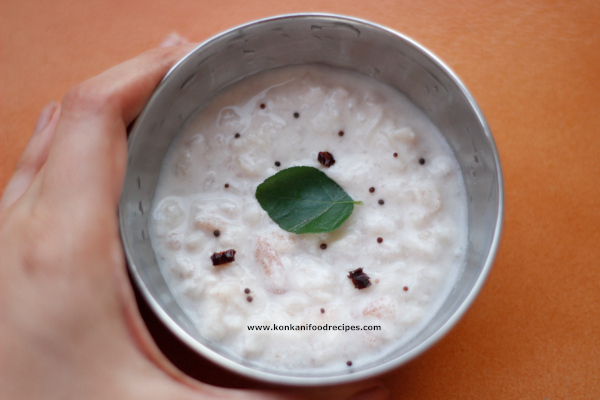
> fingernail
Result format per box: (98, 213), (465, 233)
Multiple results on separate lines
(34, 101), (57, 133)
(349, 386), (390, 400)
(159, 32), (186, 47)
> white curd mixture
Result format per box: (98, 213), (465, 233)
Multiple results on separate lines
(150, 65), (468, 372)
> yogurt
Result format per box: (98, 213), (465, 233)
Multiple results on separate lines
(150, 65), (468, 372)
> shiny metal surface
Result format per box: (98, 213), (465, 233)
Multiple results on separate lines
(119, 14), (503, 385)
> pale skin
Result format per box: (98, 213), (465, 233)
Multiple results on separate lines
(0, 36), (389, 400)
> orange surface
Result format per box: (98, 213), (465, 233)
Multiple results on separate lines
(2, 0), (600, 398)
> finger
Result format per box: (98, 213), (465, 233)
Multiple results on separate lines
(39, 44), (197, 213)
(34, 101), (59, 132)
(0, 101), (61, 212)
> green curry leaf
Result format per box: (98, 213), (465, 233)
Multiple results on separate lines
(255, 166), (362, 234)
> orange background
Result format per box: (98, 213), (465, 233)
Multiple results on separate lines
(2, 0), (599, 398)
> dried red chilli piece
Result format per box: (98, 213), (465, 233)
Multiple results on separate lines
(347, 267), (371, 290)
(318, 151), (336, 167)
(210, 249), (236, 266)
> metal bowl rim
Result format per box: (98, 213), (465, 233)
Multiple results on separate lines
(120, 12), (504, 386)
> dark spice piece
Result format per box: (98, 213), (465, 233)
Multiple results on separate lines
(244, 288), (251, 294)
(234, 133), (240, 138)
(419, 157), (426, 165)
(377, 237), (383, 243)
(260, 103), (266, 109)
(348, 267), (372, 290)
(338, 130), (344, 137)
(224, 183), (230, 188)
(275, 161), (281, 167)
(320, 243), (327, 250)
(318, 151), (336, 167)
(246, 296), (253, 302)
(210, 249), (236, 266)
(293, 112), (300, 118)
(378, 199), (385, 205)
(346, 360), (353, 366)
(213, 230), (220, 237)
(369, 187), (375, 193)
(403, 286), (409, 292)
(320, 308), (325, 314)
(393, 152), (398, 157)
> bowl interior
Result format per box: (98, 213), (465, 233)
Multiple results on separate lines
(119, 14), (502, 385)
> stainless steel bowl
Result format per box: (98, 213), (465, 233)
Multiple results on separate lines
(120, 13), (503, 385)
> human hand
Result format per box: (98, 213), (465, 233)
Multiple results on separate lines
(0, 36), (389, 400)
